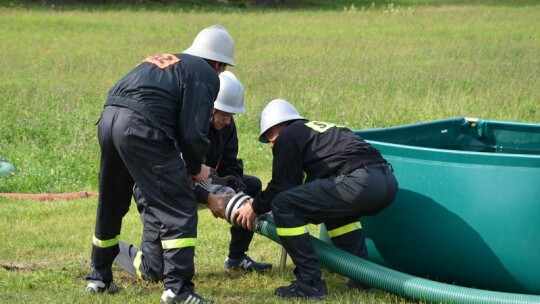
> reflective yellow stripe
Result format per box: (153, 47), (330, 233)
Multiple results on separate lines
(161, 238), (197, 249)
(92, 234), (120, 248)
(133, 251), (143, 279)
(327, 222), (362, 238)
(276, 225), (308, 237)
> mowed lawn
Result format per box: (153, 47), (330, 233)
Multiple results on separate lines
(0, 1), (539, 303)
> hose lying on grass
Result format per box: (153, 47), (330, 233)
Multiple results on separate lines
(256, 214), (540, 304)
(0, 192), (97, 201)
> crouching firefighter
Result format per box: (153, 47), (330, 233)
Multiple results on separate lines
(231, 99), (398, 300)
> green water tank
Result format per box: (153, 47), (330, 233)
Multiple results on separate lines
(322, 117), (540, 295)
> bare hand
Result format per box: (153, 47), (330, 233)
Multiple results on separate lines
(191, 164), (211, 183)
(231, 199), (256, 231)
(207, 193), (232, 219)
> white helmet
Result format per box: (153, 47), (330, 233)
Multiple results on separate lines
(214, 71), (245, 114)
(259, 99), (304, 143)
(184, 24), (235, 66)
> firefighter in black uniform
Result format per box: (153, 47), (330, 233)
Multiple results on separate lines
(84, 25), (235, 304)
(113, 72), (271, 285)
(194, 71), (272, 272)
(232, 99), (398, 300)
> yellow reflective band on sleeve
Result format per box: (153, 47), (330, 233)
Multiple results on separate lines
(161, 238), (197, 250)
(327, 221), (362, 238)
(133, 250), (143, 279)
(276, 225), (309, 237)
(92, 234), (120, 248)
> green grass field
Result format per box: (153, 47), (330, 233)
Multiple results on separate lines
(0, 1), (539, 303)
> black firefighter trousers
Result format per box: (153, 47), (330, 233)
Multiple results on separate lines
(115, 174), (262, 282)
(272, 163), (398, 283)
(86, 106), (198, 294)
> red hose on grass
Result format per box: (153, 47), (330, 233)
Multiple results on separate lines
(1, 159), (97, 201)
(0, 192), (98, 201)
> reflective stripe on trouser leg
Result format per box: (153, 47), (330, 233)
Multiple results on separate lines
(115, 240), (165, 282)
(130, 248), (161, 281)
(272, 185), (325, 282)
(276, 225), (309, 236)
(88, 234), (122, 282)
(93, 235), (120, 248)
(326, 222), (362, 238)
(161, 237), (197, 293)
(111, 109), (199, 294)
(161, 238), (197, 249)
(277, 227), (321, 282)
(132, 186), (166, 282)
(133, 251), (143, 278)
(88, 107), (137, 283)
(325, 221), (368, 259)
